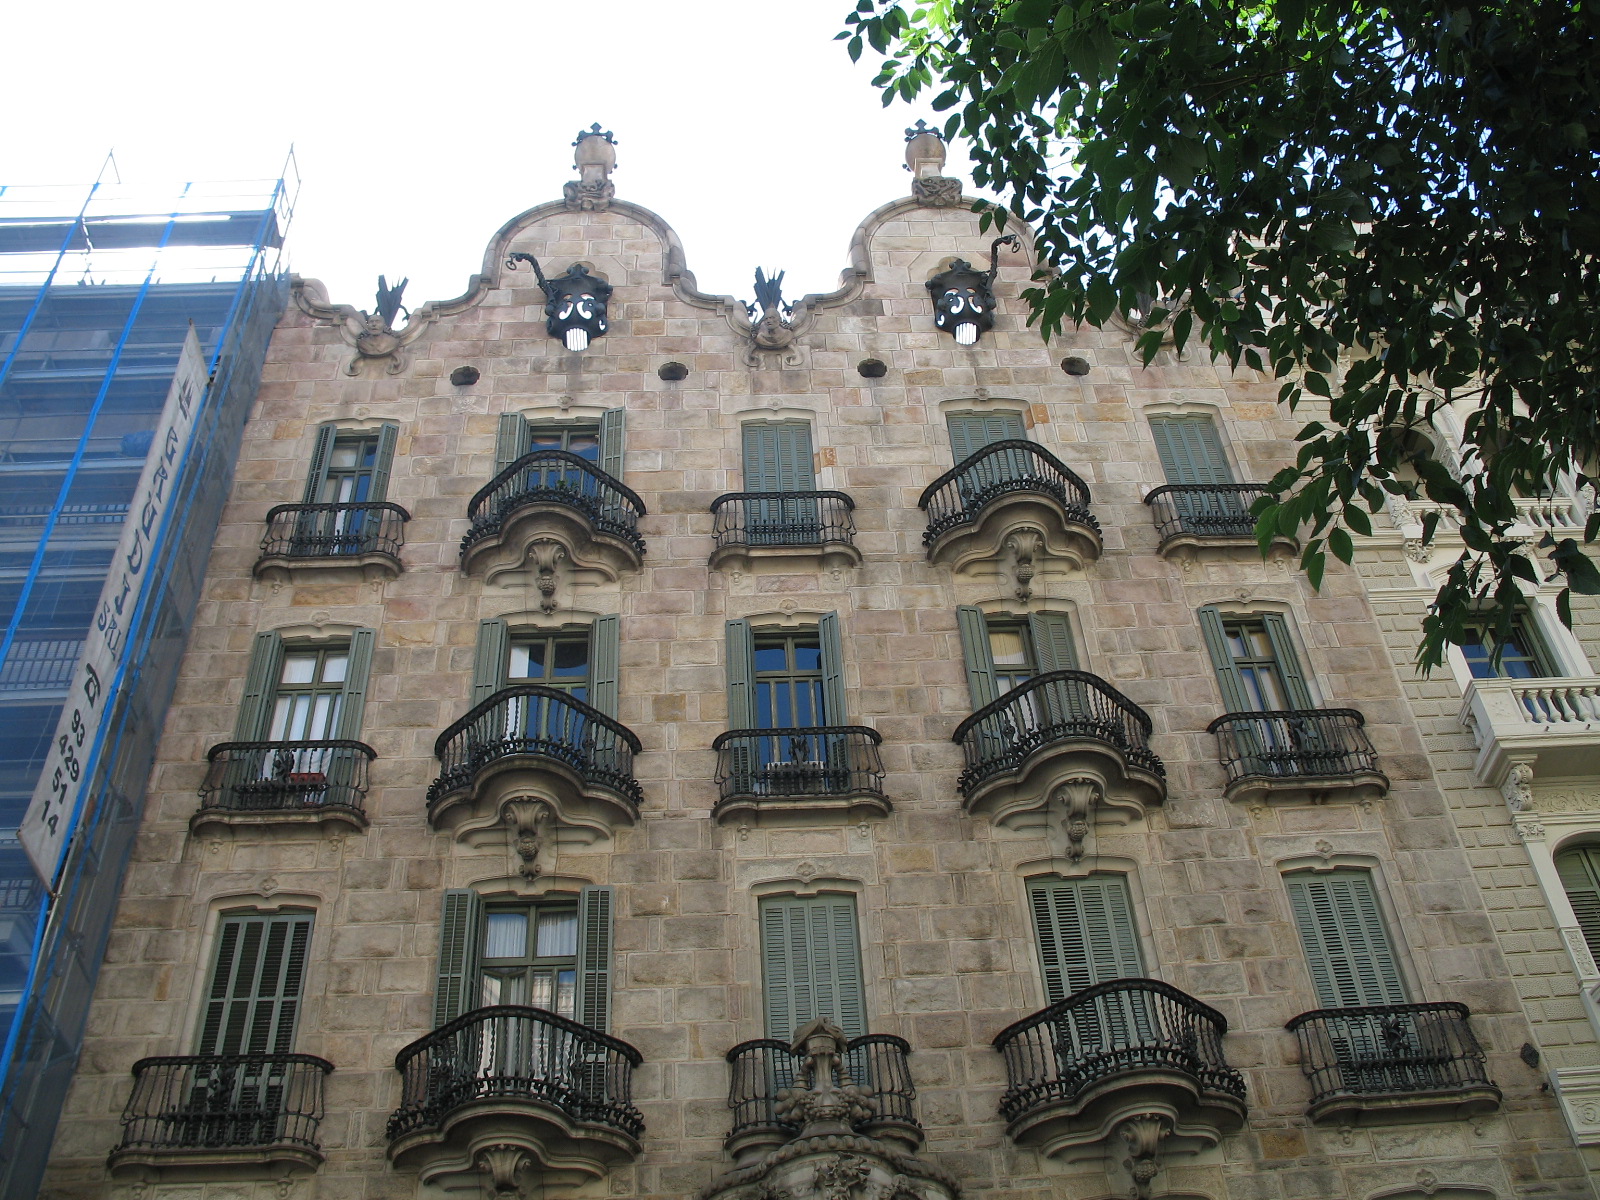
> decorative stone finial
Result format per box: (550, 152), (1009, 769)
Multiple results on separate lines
(566, 124), (617, 211)
(905, 120), (962, 207)
(773, 1018), (875, 1137)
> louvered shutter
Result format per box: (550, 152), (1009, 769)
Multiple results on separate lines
(589, 614), (621, 718)
(1262, 613), (1315, 709)
(1029, 612), (1080, 672)
(495, 413), (528, 476)
(599, 408), (626, 481)
(819, 612), (848, 725)
(1198, 607), (1251, 713)
(1558, 849), (1600, 964)
(334, 628), (376, 739)
(575, 885), (615, 1032)
(301, 424), (338, 504)
(198, 912), (313, 1055)
(956, 606), (999, 709)
(948, 411), (1026, 463)
(472, 618), (510, 705)
(760, 895), (866, 1041)
(366, 423), (400, 503)
(743, 423), (816, 492)
(1149, 416), (1234, 486)
(234, 631), (285, 741)
(1285, 872), (1408, 1008)
(726, 619), (757, 728)
(432, 889), (483, 1027)
(1029, 877), (1143, 1004)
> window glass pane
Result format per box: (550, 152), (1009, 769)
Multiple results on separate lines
(527, 971), (553, 1009)
(280, 654), (317, 685)
(508, 643), (532, 679)
(268, 695), (300, 740)
(552, 641), (588, 676)
(792, 642), (821, 672)
(989, 629), (1028, 666)
(554, 968), (576, 1017)
(754, 644), (787, 672)
(567, 433), (599, 461)
(528, 431), (564, 450)
(320, 654), (348, 684)
(484, 911), (528, 959)
(535, 910), (578, 958)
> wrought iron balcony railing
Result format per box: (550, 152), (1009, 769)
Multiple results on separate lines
(199, 740), (375, 816)
(710, 491), (856, 552)
(1144, 484), (1272, 543)
(388, 1005), (644, 1141)
(919, 440), (1097, 545)
(1286, 1003), (1498, 1110)
(952, 671), (1163, 798)
(429, 685), (643, 812)
(725, 1034), (917, 1142)
(259, 501), (408, 561)
(115, 1053), (332, 1156)
(1208, 709), (1381, 787)
(993, 979), (1245, 1123)
(712, 726), (884, 804)
(462, 450), (646, 559)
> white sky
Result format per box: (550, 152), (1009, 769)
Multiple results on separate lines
(1, 0), (988, 314)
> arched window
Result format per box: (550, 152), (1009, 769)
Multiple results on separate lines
(1556, 845), (1600, 964)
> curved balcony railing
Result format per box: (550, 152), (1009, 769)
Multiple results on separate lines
(952, 671), (1163, 797)
(725, 1034), (917, 1141)
(1144, 484), (1271, 543)
(1286, 1003), (1495, 1107)
(115, 1053), (332, 1155)
(710, 491), (856, 552)
(712, 726), (884, 804)
(199, 740), (375, 815)
(1207, 709), (1379, 786)
(429, 685), (643, 811)
(388, 1005), (644, 1141)
(462, 450), (646, 558)
(259, 501), (409, 561)
(919, 440), (1097, 545)
(993, 979), (1245, 1123)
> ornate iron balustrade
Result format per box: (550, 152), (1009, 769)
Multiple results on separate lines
(1144, 484), (1272, 542)
(115, 1053), (331, 1155)
(725, 1034), (917, 1142)
(712, 726), (884, 803)
(429, 685), (643, 811)
(1286, 1003), (1495, 1107)
(1207, 709), (1379, 786)
(952, 671), (1163, 797)
(259, 501), (409, 561)
(918, 440), (1096, 545)
(709, 491), (856, 552)
(993, 979), (1245, 1122)
(0, 637), (83, 691)
(199, 740), (375, 815)
(462, 450), (646, 559)
(388, 1005), (644, 1141)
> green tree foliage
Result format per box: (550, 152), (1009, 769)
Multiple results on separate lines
(843, 0), (1600, 669)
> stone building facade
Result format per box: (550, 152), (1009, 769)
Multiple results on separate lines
(37, 130), (1600, 1200)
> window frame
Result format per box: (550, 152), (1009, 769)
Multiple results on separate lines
(757, 891), (867, 1041)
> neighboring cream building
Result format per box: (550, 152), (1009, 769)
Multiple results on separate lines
(36, 129), (1600, 1200)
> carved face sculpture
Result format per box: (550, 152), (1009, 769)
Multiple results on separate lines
(544, 264), (613, 352)
(926, 259), (997, 346)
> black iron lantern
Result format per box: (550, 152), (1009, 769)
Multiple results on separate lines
(506, 254), (613, 351)
(925, 235), (1019, 346)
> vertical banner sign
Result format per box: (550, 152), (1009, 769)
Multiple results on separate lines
(19, 328), (209, 884)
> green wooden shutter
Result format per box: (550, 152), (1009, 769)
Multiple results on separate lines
(599, 407), (626, 481)
(726, 619), (756, 728)
(947, 411), (1026, 463)
(1262, 613), (1315, 709)
(335, 628), (377, 739)
(743, 423), (816, 492)
(819, 612), (847, 725)
(367, 423), (400, 503)
(1028, 877), (1143, 1005)
(433, 889), (484, 1027)
(1149, 416), (1234, 486)
(1558, 848), (1600, 964)
(1285, 871), (1408, 1008)
(575, 885), (615, 1032)
(301, 424), (338, 504)
(1029, 612), (1080, 673)
(589, 614), (620, 718)
(1198, 607), (1251, 713)
(198, 911), (313, 1055)
(473, 618), (510, 704)
(234, 631), (285, 740)
(495, 413), (528, 476)
(956, 606), (999, 708)
(760, 895), (866, 1041)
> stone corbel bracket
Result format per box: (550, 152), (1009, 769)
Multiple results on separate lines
(454, 794), (611, 854)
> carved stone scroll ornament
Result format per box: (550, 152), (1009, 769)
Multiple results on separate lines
(476, 1143), (534, 1198)
(1048, 779), (1100, 863)
(1005, 529), (1042, 603)
(565, 124), (617, 212)
(814, 1155), (873, 1200)
(528, 540), (567, 615)
(503, 799), (552, 881)
(1118, 1114), (1172, 1200)
(336, 275), (428, 375)
(1502, 760), (1535, 813)
(739, 267), (810, 368)
(905, 121), (963, 208)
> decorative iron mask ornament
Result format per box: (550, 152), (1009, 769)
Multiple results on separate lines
(506, 253), (613, 351)
(925, 234), (1020, 345)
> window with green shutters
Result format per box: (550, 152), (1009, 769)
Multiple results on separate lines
(1197, 608), (1314, 713)
(1147, 416), (1235, 486)
(432, 886), (614, 1032)
(1557, 847), (1600, 965)
(742, 422), (817, 492)
(725, 614), (848, 729)
(304, 423), (399, 504)
(496, 410), (626, 481)
(234, 629), (377, 742)
(954, 608), (1080, 710)
(471, 616), (620, 716)
(198, 911), (314, 1055)
(759, 894), (866, 1040)
(947, 411), (1027, 464)
(1284, 871), (1408, 1008)
(1027, 876), (1144, 1005)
